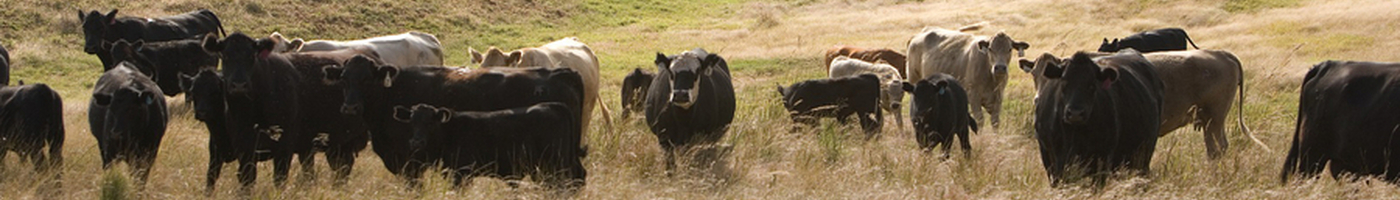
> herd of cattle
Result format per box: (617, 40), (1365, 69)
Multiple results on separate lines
(0, 7), (1395, 194)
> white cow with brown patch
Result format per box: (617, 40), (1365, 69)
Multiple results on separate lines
(906, 24), (1029, 127)
(269, 31), (444, 67)
(469, 37), (609, 134)
(829, 56), (906, 129)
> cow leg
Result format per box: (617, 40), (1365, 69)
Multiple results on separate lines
(206, 157), (223, 195)
(326, 148), (356, 187)
(297, 151), (317, 185)
(661, 142), (677, 176)
(131, 153), (156, 186)
(272, 152), (292, 187)
(1201, 105), (1229, 159)
(968, 94), (986, 127)
(858, 110), (882, 139)
(959, 131), (973, 158)
(986, 96), (1003, 127)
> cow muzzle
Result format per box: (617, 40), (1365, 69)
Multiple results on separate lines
(227, 82), (250, 94)
(993, 64), (1009, 75)
(1064, 108), (1088, 124)
(409, 138), (426, 150)
(670, 91), (694, 109)
(341, 104), (362, 115)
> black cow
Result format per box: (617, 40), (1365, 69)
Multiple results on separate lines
(645, 48), (735, 172)
(393, 102), (586, 189)
(80, 9), (225, 69)
(1, 45), (9, 85)
(179, 69), (278, 195)
(201, 32), (304, 189)
(1282, 61), (1400, 183)
(902, 73), (978, 158)
(1098, 28), (1200, 53)
(280, 49), (375, 186)
(108, 38), (219, 97)
(0, 84), (65, 172)
(1034, 50), (1163, 187)
(776, 74), (883, 136)
(621, 68), (654, 118)
(89, 62), (168, 184)
(324, 55), (586, 186)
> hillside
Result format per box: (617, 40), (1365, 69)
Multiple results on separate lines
(2, 0), (1399, 199)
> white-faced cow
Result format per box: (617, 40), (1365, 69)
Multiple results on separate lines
(269, 31), (443, 66)
(829, 56), (906, 129)
(646, 48), (735, 172)
(470, 37), (609, 133)
(1034, 50), (1163, 187)
(778, 74), (884, 136)
(1021, 49), (1258, 159)
(1282, 61), (1400, 184)
(906, 24), (1029, 127)
(89, 61), (168, 185)
(79, 9), (225, 69)
(1098, 28), (1200, 53)
(902, 73), (977, 159)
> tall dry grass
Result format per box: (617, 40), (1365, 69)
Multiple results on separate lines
(3, 0), (1400, 199)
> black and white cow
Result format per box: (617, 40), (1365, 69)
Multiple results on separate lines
(645, 48), (735, 172)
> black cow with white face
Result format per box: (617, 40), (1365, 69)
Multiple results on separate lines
(79, 9), (225, 69)
(1034, 50), (1163, 187)
(645, 48), (735, 172)
(1282, 61), (1400, 184)
(1098, 28), (1200, 53)
(621, 68), (654, 118)
(393, 102), (586, 190)
(903, 73), (978, 158)
(777, 74), (884, 136)
(89, 62), (168, 185)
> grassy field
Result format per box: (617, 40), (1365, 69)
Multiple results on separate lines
(3, 0), (1400, 199)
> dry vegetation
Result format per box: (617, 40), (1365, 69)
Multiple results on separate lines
(3, 0), (1400, 199)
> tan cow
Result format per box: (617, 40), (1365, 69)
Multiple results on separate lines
(828, 56), (906, 129)
(270, 31), (444, 67)
(824, 45), (908, 78)
(906, 24), (1029, 127)
(469, 37), (609, 134)
(1019, 49), (1268, 158)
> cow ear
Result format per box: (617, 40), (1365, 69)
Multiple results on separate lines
(105, 9), (118, 24)
(288, 39), (304, 52)
(1102, 38), (1108, 44)
(392, 106), (412, 123)
(1018, 59), (1035, 73)
(1043, 62), (1064, 79)
(901, 82), (914, 93)
(469, 48), (483, 65)
(179, 73), (196, 91)
(379, 66), (399, 88)
(654, 53), (670, 71)
(1098, 67), (1119, 87)
(976, 40), (991, 52)
(202, 34), (223, 53)
(775, 84), (786, 97)
(255, 39), (275, 59)
(505, 50), (523, 66)
(78, 10), (85, 20)
(701, 54), (723, 75)
(1013, 41), (1030, 57)
(93, 93), (113, 106)
(436, 108), (453, 123)
(322, 65), (343, 84)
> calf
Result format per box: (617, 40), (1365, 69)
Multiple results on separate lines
(777, 74), (884, 136)
(393, 102), (586, 189)
(1282, 61), (1400, 183)
(621, 68), (654, 118)
(1098, 28), (1200, 53)
(646, 49), (736, 172)
(271, 31), (443, 66)
(0, 84), (65, 172)
(202, 32), (305, 189)
(829, 56), (905, 129)
(907, 24), (1030, 127)
(108, 38), (219, 97)
(89, 62), (168, 184)
(80, 9), (225, 69)
(324, 55), (586, 186)
(1034, 50), (1163, 187)
(902, 73), (977, 158)
(823, 45), (908, 77)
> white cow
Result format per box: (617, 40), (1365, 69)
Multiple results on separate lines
(469, 37), (609, 134)
(270, 31), (443, 67)
(907, 24), (1029, 127)
(829, 56), (906, 129)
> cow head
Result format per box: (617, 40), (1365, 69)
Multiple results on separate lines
(873, 61), (906, 111)
(1097, 38), (1120, 52)
(269, 32), (304, 53)
(203, 33), (274, 94)
(92, 83), (161, 140)
(79, 9), (119, 54)
(1043, 52), (1117, 124)
(325, 55), (395, 115)
(182, 70), (225, 122)
(393, 104), (452, 151)
(470, 47), (513, 67)
(1019, 53), (1064, 89)
(656, 50), (721, 109)
(108, 40), (158, 79)
(977, 32), (1031, 76)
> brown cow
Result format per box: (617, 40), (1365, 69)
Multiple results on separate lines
(1020, 49), (1266, 159)
(906, 24), (1029, 127)
(824, 45), (908, 78)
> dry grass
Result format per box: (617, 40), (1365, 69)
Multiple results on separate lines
(4, 0), (1400, 199)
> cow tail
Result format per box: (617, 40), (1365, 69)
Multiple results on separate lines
(1226, 52), (1271, 152)
(1185, 32), (1200, 49)
(202, 9), (227, 37)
